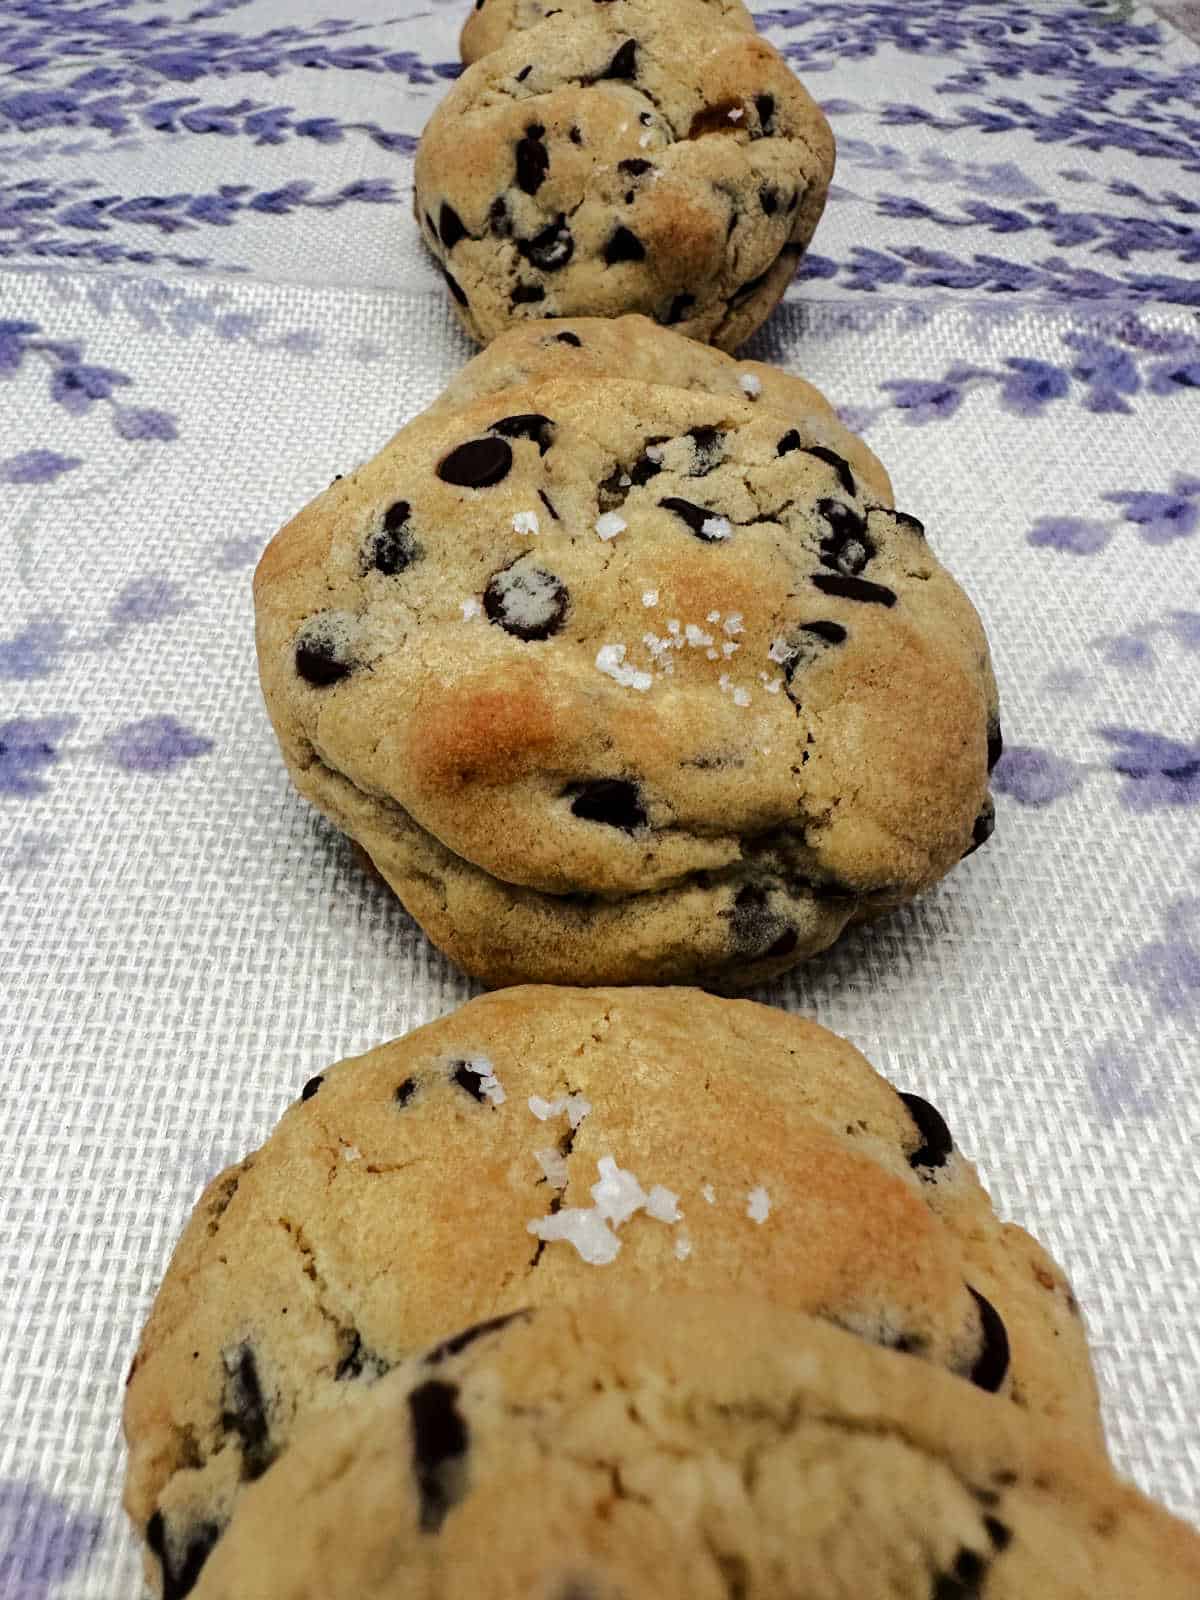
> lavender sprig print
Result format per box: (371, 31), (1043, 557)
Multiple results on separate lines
(1029, 476), (1200, 554)
(0, 1479), (102, 1600)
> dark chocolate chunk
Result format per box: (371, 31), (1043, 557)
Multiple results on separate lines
(987, 716), (1003, 773)
(438, 202), (467, 250)
(440, 265), (469, 308)
(489, 196), (510, 236)
(604, 225), (645, 265)
(395, 1077), (417, 1106)
(335, 1330), (391, 1382)
(777, 429), (802, 456)
(221, 1344), (275, 1481)
(538, 488), (560, 520)
(892, 508), (926, 540)
(300, 1075), (323, 1102)
(755, 92), (775, 133)
(424, 210), (437, 238)
(782, 621), (847, 709)
(805, 446), (856, 497)
(408, 1379), (469, 1533)
(811, 572), (896, 607)
(759, 184), (780, 215)
(146, 1511), (220, 1600)
(567, 779), (647, 833)
(600, 38), (637, 79)
(688, 100), (746, 138)
(295, 629), (350, 687)
(964, 799), (995, 857)
(515, 63), (532, 82)
(659, 496), (723, 540)
(799, 620), (847, 645)
(491, 413), (555, 454)
(367, 499), (420, 576)
(618, 157), (653, 177)
(437, 436), (513, 488)
(661, 292), (695, 325)
(511, 283), (546, 305)
(568, 124), (583, 145)
(688, 426), (725, 474)
(452, 1061), (495, 1103)
(517, 215), (574, 271)
(818, 500), (875, 577)
(515, 124), (549, 194)
(966, 1286), (1011, 1394)
(898, 1091), (953, 1170)
(426, 1310), (530, 1365)
(555, 330), (582, 346)
(932, 1547), (990, 1599)
(630, 439), (667, 486)
(484, 565), (569, 641)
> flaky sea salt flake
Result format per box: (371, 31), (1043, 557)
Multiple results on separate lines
(596, 644), (652, 692)
(535, 1147), (569, 1189)
(591, 1155), (649, 1227)
(685, 623), (714, 648)
(700, 515), (732, 541)
(595, 511), (627, 540)
(768, 637), (796, 664)
(739, 372), (761, 397)
(646, 1184), (681, 1223)
(675, 1229), (693, 1261)
(728, 106), (744, 122)
(733, 686), (751, 707)
(527, 1208), (620, 1265)
(723, 613), (744, 635)
(702, 1183), (716, 1205)
(512, 510), (540, 537)
(707, 610), (721, 623)
(460, 597), (482, 620)
(747, 1185), (771, 1224)
(642, 588), (659, 608)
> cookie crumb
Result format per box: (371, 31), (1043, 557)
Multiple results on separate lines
(747, 1185), (771, 1224)
(595, 511), (627, 540)
(512, 510), (540, 536)
(596, 644), (652, 692)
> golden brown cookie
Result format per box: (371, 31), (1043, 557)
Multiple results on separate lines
(461, 0), (756, 66)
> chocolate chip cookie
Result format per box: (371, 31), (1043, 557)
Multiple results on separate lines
(190, 1293), (1197, 1600)
(124, 987), (1098, 1598)
(254, 371), (998, 988)
(415, 0), (835, 348)
(461, 0), (756, 66)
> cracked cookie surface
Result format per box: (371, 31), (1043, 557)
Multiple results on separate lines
(461, 0), (755, 66)
(414, 0), (834, 349)
(124, 987), (1100, 1597)
(254, 370), (997, 988)
(190, 1293), (1198, 1600)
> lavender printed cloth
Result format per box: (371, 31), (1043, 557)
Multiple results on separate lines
(1, 1), (1199, 1592)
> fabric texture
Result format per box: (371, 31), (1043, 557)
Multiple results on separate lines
(0, 1), (1197, 1592)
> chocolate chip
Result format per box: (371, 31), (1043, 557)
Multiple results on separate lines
(515, 63), (532, 81)
(604, 226), (645, 265)
(688, 426), (725, 474)
(898, 1091), (953, 1169)
(438, 202), (467, 250)
(932, 1547), (991, 1600)
(966, 1287), (1010, 1393)
(818, 500), (875, 576)
(660, 292), (695, 325)
(805, 446), (856, 497)
(555, 330), (582, 346)
(893, 509), (926, 539)
(437, 436), (513, 488)
(777, 429), (802, 456)
(964, 799), (996, 857)
(810, 572), (896, 607)
(629, 438), (667, 485)
(484, 565), (569, 641)
(568, 779), (647, 832)
(147, 1512), (221, 1600)
(569, 125), (583, 145)
(408, 1379), (469, 1533)
(515, 124), (548, 194)
(538, 488), (559, 521)
(395, 1077), (417, 1106)
(451, 1061), (493, 1103)
(300, 1075), (323, 1102)
(440, 265), (469, 308)
(659, 496), (723, 539)
(426, 1310), (530, 1365)
(295, 628), (351, 687)
(759, 185), (780, 214)
(600, 38), (637, 79)
(489, 196), (510, 236)
(491, 413), (555, 454)
(336, 1331), (391, 1382)
(424, 210), (437, 238)
(367, 499), (420, 576)
(799, 620), (847, 645)
(221, 1344), (275, 1481)
(782, 622), (847, 708)
(688, 100), (745, 137)
(755, 92), (775, 132)
(985, 1517), (1012, 1551)
(511, 283), (545, 305)
(987, 716), (1003, 772)
(618, 157), (653, 177)
(517, 215), (574, 271)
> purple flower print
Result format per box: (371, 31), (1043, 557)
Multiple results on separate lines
(103, 716), (213, 773)
(1116, 897), (1200, 1020)
(879, 378), (966, 423)
(992, 746), (1085, 806)
(1088, 1042), (1160, 1122)
(998, 358), (1071, 416)
(0, 1479), (102, 1600)
(0, 619), (68, 680)
(0, 717), (77, 797)
(49, 361), (131, 415)
(112, 406), (178, 441)
(0, 449), (82, 484)
(1027, 516), (1112, 555)
(1098, 727), (1200, 810)
(109, 577), (192, 626)
(1102, 481), (1200, 544)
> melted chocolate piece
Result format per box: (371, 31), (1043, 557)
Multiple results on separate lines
(295, 629), (350, 687)
(661, 292), (695, 325)
(426, 1310), (530, 1365)
(335, 1331), (391, 1382)
(805, 446), (856, 497)
(221, 1344), (274, 1481)
(517, 215), (573, 271)
(898, 1092), (953, 1169)
(515, 124), (549, 194)
(987, 716), (1004, 773)
(437, 436), (513, 488)
(782, 621), (847, 709)
(964, 799), (996, 857)
(367, 499), (420, 576)
(555, 330), (582, 346)
(777, 429), (802, 456)
(568, 124), (583, 146)
(538, 488), (560, 521)
(568, 779), (647, 832)
(489, 196), (510, 236)
(438, 202), (467, 250)
(810, 572), (896, 607)
(408, 1379), (469, 1533)
(659, 496), (724, 540)
(515, 63), (532, 82)
(300, 1075), (323, 1102)
(604, 225), (645, 265)
(484, 565), (569, 641)
(395, 1077), (417, 1106)
(755, 92), (776, 133)
(966, 1286), (1011, 1393)
(440, 265), (469, 308)
(688, 426), (725, 474)
(600, 38), (637, 79)
(932, 1547), (990, 1599)
(818, 500), (875, 576)
(147, 1512), (220, 1600)
(618, 157), (653, 177)
(452, 1061), (494, 1103)
(759, 184), (780, 215)
(892, 509), (926, 540)
(798, 620), (847, 645)
(491, 413), (555, 454)
(688, 100), (746, 137)
(511, 283), (546, 305)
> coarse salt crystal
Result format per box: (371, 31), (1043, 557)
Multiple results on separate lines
(706, 648), (719, 660)
(747, 1185), (771, 1224)
(739, 372), (761, 397)
(700, 515), (732, 541)
(528, 1093), (592, 1127)
(718, 672), (731, 692)
(645, 1184), (681, 1223)
(527, 1208), (620, 1265)
(565, 1094), (591, 1128)
(645, 444), (665, 463)
(469, 1057), (506, 1105)
(675, 1229), (693, 1261)
(595, 511), (627, 540)
(722, 641), (739, 657)
(535, 1147), (570, 1188)
(460, 597), (482, 620)
(733, 686), (751, 707)
(619, 472), (632, 488)
(768, 637), (796, 664)
(728, 106), (744, 122)
(591, 1155), (649, 1227)
(685, 623), (714, 648)
(667, 619), (681, 635)
(596, 644), (652, 692)
(761, 674), (782, 693)
(342, 1144), (361, 1163)
(707, 610), (721, 623)
(723, 613), (744, 635)
(642, 588), (659, 608)
(512, 510), (540, 536)
(702, 1183), (717, 1204)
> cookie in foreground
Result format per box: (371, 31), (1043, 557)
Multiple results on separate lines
(124, 987), (1096, 1597)
(254, 370), (999, 988)
(415, 0), (834, 349)
(189, 1293), (1199, 1600)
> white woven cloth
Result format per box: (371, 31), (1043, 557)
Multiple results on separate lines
(1, 1), (1198, 1591)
